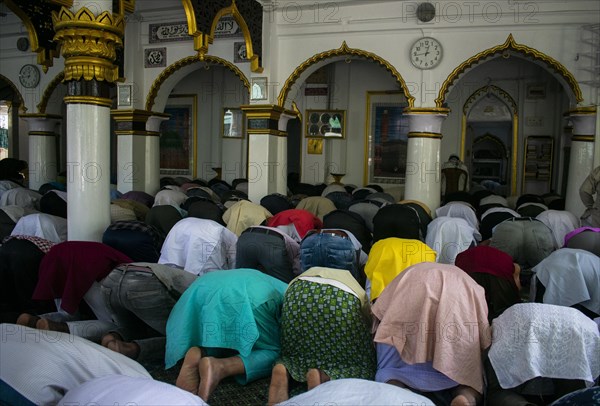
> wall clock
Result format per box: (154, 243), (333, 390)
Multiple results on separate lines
(409, 37), (443, 69)
(19, 64), (40, 88)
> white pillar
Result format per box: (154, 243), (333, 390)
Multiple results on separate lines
(112, 110), (156, 193)
(54, 0), (124, 241)
(243, 105), (296, 202)
(21, 114), (61, 191)
(146, 113), (169, 195)
(564, 108), (596, 218)
(66, 104), (111, 241)
(403, 108), (450, 213)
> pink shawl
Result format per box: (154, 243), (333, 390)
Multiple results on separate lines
(372, 262), (491, 393)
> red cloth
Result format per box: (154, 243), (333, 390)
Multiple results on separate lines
(33, 241), (132, 314)
(455, 245), (514, 283)
(267, 209), (322, 238)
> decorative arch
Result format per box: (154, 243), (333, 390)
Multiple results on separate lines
(0, 73), (27, 112)
(436, 34), (583, 107)
(145, 54), (250, 111)
(462, 85), (519, 195)
(277, 41), (415, 108)
(182, 0), (263, 73)
(37, 72), (65, 113)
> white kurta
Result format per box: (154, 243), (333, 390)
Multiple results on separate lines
(0, 324), (151, 405)
(159, 217), (237, 275)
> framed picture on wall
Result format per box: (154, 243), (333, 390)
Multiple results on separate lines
(222, 108), (244, 138)
(159, 94), (197, 177)
(365, 91), (408, 185)
(305, 109), (345, 138)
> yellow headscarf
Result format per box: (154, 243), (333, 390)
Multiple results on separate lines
(365, 237), (437, 301)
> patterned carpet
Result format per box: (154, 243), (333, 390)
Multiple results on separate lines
(145, 360), (307, 405)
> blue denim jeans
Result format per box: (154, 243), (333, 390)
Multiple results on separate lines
(300, 233), (359, 279)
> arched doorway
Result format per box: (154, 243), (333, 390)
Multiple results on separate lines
(441, 35), (579, 196)
(146, 57), (250, 183)
(0, 75), (26, 160)
(462, 85), (517, 195)
(278, 42), (414, 191)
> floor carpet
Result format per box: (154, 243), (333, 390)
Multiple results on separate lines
(144, 360), (307, 405)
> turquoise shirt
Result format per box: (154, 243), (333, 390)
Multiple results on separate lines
(165, 268), (288, 368)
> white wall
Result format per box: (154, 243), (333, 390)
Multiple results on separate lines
(170, 67), (248, 183)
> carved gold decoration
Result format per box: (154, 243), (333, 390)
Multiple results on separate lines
(63, 96), (113, 108)
(461, 85), (519, 195)
(407, 132), (442, 139)
(48, 0), (73, 6)
(0, 73), (27, 112)
(436, 34), (583, 107)
(37, 71), (65, 113)
(182, 0), (263, 73)
(52, 7), (124, 83)
(403, 107), (450, 115)
(145, 55), (249, 111)
(277, 41), (415, 107)
(564, 106), (597, 116)
(572, 135), (595, 142)
(19, 113), (62, 119)
(4, 0), (61, 72)
(116, 0), (136, 15)
(111, 109), (154, 123)
(278, 41), (414, 108)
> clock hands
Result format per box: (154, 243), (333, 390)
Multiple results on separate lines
(414, 46), (431, 57)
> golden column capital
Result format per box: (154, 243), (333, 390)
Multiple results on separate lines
(52, 7), (124, 83)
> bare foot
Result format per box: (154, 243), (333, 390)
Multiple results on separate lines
(36, 318), (69, 333)
(198, 357), (223, 401)
(16, 313), (40, 329)
(451, 385), (480, 406)
(104, 338), (140, 359)
(306, 368), (329, 391)
(176, 347), (203, 395)
(268, 364), (289, 405)
(101, 332), (123, 347)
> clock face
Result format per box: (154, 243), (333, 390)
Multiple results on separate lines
(19, 64), (40, 88)
(410, 37), (443, 70)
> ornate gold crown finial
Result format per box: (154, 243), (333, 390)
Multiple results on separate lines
(52, 7), (125, 83)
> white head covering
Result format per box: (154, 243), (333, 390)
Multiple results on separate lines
(426, 216), (480, 264)
(479, 194), (508, 207)
(59, 375), (207, 406)
(435, 201), (479, 232)
(11, 213), (67, 243)
(321, 184), (347, 197)
(0, 205), (39, 223)
(532, 248), (600, 315)
(480, 206), (520, 221)
(489, 303), (600, 389)
(0, 180), (21, 199)
(280, 379), (435, 406)
(535, 210), (580, 248)
(159, 217), (237, 276)
(0, 187), (41, 210)
(153, 189), (188, 208)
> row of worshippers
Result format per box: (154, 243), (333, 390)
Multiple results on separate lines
(0, 164), (597, 402)
(1, 202), (599, 404)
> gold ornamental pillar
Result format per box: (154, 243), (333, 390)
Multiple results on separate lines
(240, 105), (297, 202)
(52, 3), (124, 241)
(403, 107), (450, 212)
